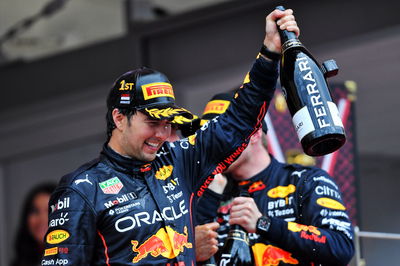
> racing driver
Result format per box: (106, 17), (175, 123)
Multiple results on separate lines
(41, 8), (299, 266)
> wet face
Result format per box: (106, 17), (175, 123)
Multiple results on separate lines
(120, 111), (172, 161)
(28, 192), (50, 244)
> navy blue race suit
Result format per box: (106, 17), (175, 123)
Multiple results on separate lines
(41, 57), (279, 265)
(196, 156), (354, 265)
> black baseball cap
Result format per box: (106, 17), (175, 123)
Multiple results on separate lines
(107, 67), (197, 125)
(201, 90), (268, 133)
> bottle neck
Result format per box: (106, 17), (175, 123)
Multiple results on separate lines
(278, 29), (303, 53)
(278, 29), (297, 43)
(228, 226), (250, 244)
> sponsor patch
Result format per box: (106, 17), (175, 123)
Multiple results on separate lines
(44, 247), (58, 256)
(104, 192), (137, 209)
(202, 100), (230, 115)
(50, 197), (70, 213)
(267, 185), (296, 198)
(155, 165), (173, 180)
(74, 174), (93, 186)
(131, 226), (192, 263)
(46, 230), (70, 244)
(251, 243), (299, 266)
(142, 82), (174, 100)
(99, 177), (124, 194)
(316, 197), (346, 210)
(248, 181), (266, 193)
(49, 212), (69, 227)
(315, 185), (341, 199)
(288, 222), (321, 235)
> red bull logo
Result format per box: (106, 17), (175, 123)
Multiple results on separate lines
(288, 222), (321, 235)
(155, 165), (173, 180)
(252, 243), (298, 265)
(288, 222), (326, 243)
(131, 226), (192, 263)
(248, 181), (266, 193)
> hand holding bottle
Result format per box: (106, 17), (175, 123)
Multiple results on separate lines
(263, 8), (300, 55)
(228, 195), (262, 234)
(195, 222), (220, 262)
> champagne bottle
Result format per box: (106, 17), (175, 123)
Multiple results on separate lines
(276, 6), (346, 156)
(218, 191), (254, 266)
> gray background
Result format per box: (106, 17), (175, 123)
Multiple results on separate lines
(1, 0), (400, 265)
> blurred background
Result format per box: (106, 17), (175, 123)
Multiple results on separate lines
(0, 0), (399, 265)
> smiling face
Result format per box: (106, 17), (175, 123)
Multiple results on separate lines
(110, 110), (172, 161)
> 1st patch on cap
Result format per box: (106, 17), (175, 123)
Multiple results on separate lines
(119, 80), (134, 91)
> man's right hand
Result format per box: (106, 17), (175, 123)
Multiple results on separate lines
(264, 8), (300, 53)
(195, 222), (220, 262)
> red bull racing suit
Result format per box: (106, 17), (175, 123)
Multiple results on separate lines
(41, 56), (278, 265)
(196, 157), (354, 265)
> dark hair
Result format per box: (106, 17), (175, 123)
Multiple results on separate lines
(11, 183), (57, 266)
(106, 108), (136, 142)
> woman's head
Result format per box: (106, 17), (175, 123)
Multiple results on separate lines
(14, 183), (56, 260)
(21, 183), (56, 243)
(12, 183), (56, 265)
(27, 190), (52, 243)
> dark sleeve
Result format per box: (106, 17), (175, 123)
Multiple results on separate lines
(195, 188), (223, 225)
(174, 57), (279, 195)
(41, 187), (97, 265)
(259, 169), (354, 265)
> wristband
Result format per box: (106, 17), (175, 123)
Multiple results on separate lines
(259, 45), (281, 61)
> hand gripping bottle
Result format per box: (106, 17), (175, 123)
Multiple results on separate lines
(276, 6), (346, 156)
(218, 191), (254, 266)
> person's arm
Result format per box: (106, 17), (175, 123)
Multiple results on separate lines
(195, 174), (227, 225)
(177, 9), (299, 194)
(41, 186), (97, 265)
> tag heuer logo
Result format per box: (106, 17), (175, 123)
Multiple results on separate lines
(99, 177), (124, 194)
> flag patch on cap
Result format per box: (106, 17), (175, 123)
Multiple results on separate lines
(120, 94), (131, 104)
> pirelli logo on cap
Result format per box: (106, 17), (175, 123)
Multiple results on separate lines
(142, 82), (174, 100)
(203, 100), (230, 115)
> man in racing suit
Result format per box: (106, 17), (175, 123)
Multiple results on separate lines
(195, 92), (354, 265)
(40, 8), (300, 266)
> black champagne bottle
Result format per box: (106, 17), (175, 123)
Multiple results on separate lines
(276, 6), (346, 156)
(218, 191), (254, 266)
